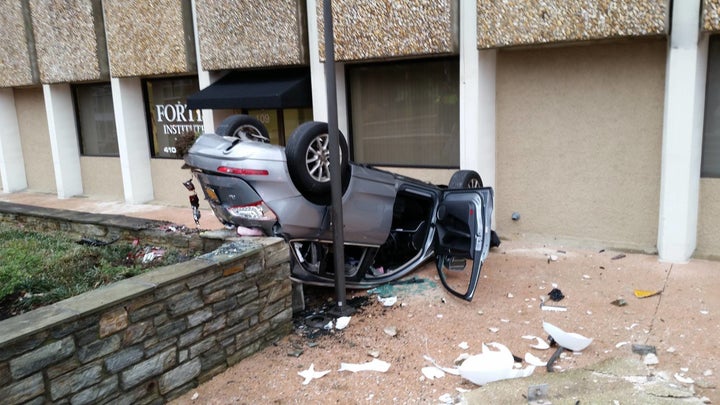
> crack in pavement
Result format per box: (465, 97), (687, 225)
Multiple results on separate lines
(645, 263), (674, 341)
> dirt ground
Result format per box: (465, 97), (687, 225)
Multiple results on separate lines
(171, 240), (719, 404)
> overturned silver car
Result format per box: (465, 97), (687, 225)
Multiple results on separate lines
(183, 115), (495, 301)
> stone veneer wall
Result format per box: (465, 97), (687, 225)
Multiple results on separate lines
(102, 0), (195, 77)
(318, 0), (458, 61)
(705, 0), (720, 31)
(476, 0), (669, 49)
(0, 1), (36, 87)
(28, 0), (106, 83)
(0, 204), (293, 404)
(194, 0), (307, 70)
(0, 201), (214, 252)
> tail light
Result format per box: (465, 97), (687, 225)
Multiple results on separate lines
(217, 166), (269, 176)
(226, 200), (277, 221)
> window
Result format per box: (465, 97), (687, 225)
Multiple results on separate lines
(348, 58), (460, 167)
(74, 83), (118, 157)
(246, 107), (313, 145)
(703, 36), (720, 177)
(282, 108), (314, 140)
(145, 77), (203, 158)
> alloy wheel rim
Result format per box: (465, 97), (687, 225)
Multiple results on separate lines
(306, 134), (331, 182)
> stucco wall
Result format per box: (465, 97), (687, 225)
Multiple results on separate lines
(80, 157), (123, 200)
(14, 88), (55, 193)
(150, 159), (204, 208)
(697, 178), (720, 259)
(495, 40), (666, 252)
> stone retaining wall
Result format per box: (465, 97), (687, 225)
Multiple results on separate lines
(0, 203), (293, 404)
(0, 201), (222, 253)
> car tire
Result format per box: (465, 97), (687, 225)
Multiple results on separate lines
(215, 114), (270, 143)
(285, 121), (350, 205)
(449, 170), (483, 189)
(448, 170), (500, 248)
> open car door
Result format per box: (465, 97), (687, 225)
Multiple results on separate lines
(434, 188), (494, 301)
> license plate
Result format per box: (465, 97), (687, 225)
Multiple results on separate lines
(204, 186), (220, 202)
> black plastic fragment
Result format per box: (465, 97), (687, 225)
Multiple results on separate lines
(76, 237), (119, 247)
(548, 288), (565, 302)
(546, 346), (565, 372)
(631, 344), (656, 355)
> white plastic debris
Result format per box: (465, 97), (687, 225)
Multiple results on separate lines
(700, 310), (709, 315)
(142, 249), (165, 264)
(644, 353), (659, 365)
(378, 296), (397, 307)
(704, 369), (713, 377)
(539, 296), (567, 312)
(454, 353), (470, 365)
(438, 393), (454, 404)
(521, 335), (550, 350)
(458, 342), (536, 386)
(383, 326), (397, 337)
(488, 327), (499, 333)
(236, 226), (264, 236)
(191, 392), (199, 400)
(540, 303), (567, 312)
(424, 355), (461, 376)
(339, 358), (391, 373)
(542, 322), (593, 352)
(615, 341), (630, 349)
(298, 363), (331, 385)
(458, 341), (469, 350)
(335, 316), (351, 330)
(674, 373), (695, 384)
(524, 352), (547, 367)
(507, 293), (514, 298)
(422, 366), (445, 380)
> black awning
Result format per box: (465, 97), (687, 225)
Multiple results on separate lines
(187, 68), (312, 110)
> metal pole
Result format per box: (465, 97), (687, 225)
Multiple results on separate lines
(323, 0), (353, 317)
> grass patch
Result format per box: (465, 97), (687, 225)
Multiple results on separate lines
(0, 222), (197, 320)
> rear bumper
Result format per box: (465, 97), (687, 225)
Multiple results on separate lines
(194, 171), (278, 234)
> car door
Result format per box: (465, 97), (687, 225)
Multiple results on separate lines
(434, 188), (494, 301)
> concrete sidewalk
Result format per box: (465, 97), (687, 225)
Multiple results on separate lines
(455, 242), (720, 403)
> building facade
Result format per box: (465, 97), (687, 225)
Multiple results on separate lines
(0, 0), (718, 262)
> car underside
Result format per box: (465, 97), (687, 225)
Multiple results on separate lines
(288, 181), (439, 288)
(183, 115), (495, 300)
